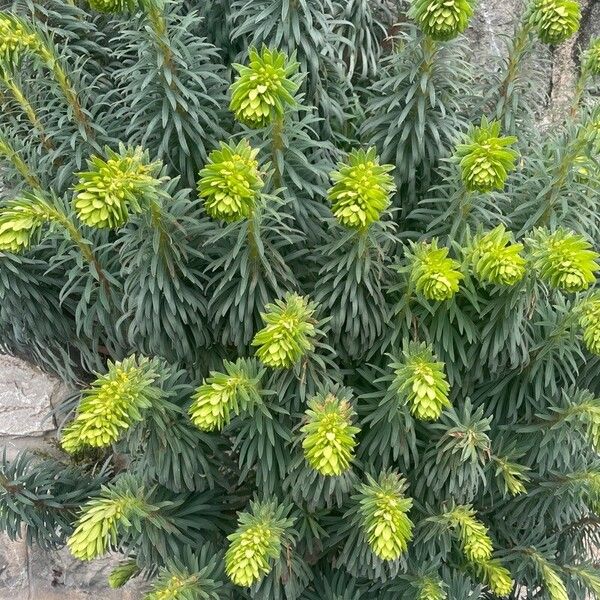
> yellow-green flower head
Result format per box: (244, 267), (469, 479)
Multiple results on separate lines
(410, 0), (475, 41)
(448, 506), (493, 563)
(357, 472), (414, 561)
(408, 239), (464, 301)
(229, 47), (300, 128)
(61, 356), (162, 453)
(390, 343), (451, 421)
(252, 293), (317, 369)
(225, 501), (292, 588)
(198, 140), (263, 222)
(584, 38), (600, 75)
(528, 228), (599, 292)
(0, 196), (49, 253)
(416, 577), (447, 600)
(579, 297), (600, 355)
(74, 146), (161, 229)
(107, 561), (138, 589)
(88, 0), (135, 12)
(0, 13), (44, 64)
(572, 154), (594, 183)
(145, 569), (210, 600)
(529, 0), (581, 45)
(479, 560), (514, 598)
(455, 119), (518, 193)
(189, 358), (262, 432)
(327, 147), (395, 230)
(468, 225), (526, 286)
(540, 562), (569, 600)
(68, 484), (143, 560)
(301, 391), (360, 476)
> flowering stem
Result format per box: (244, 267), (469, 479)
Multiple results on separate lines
(0, 134), (42, 190)
(3, 77), (54, 151)
(271, 116), (284, 190)
(495, 20), (533, 133)
(570, 68), (591, 118)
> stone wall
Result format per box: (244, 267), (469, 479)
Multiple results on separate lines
(0, 356), (143, 600)
(1, 2), (599, 598)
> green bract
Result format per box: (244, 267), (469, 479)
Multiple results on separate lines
(224, 501), (292, 588)
(197, 139), (263, 222)
(327, 147), (395, 229)
(410, 0), (475, 41)
(357, 472), (414, 561)
(390, 343), (451, 421)
(73, 146), (161, 229)
(408, 239), (464, 301)
(301, 391), (360, 476)
(416, 577), (447, 600)
(188, 358), (262, 432)
(229, 47), (299, 128)
(529, 0), (581, 45)
(61, 356), (163, 453)
(447, 505), (493, 564)
(528, 228), (599, 292)
(252, 293), (317, 369)
(579, 297), (600, 355)
(0, 12), (44, 64)
(583, 38), (600, 75)
(455, 119), (518, 193)
(88, 0), (136, 12)
(468, 225), (526, 286)
(478, 560), (514, 598)
(0, 196), (50, 253)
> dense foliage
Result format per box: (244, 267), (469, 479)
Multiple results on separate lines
(0, 0), (599, 598)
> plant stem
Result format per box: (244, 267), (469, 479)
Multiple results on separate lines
(271, 116), (284, 190)
(0, 135), (42, 190)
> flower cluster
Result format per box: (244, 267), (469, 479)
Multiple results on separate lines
(468, 225), (526, 286)
(252, 293), (317, 369)
(107, 561), (139, 589)
(529, 0), (581, 45)
(578, 296), (600, 355)
(357, 472), (414, 561)
(197, 140), (263, 222)
(301, 392), (360, 476)
(61, 356), (162, 453)
(583, 37), (600, 75)
(455, 119), (518, 193)
(0, 195), (52, 253)
(229, 47), (299, 128)
(408, 240), (464, 301)
(539, 560), (569, 600)
(188, 358), (262, 432)
(67, 479), (147, 561)
(74, 146), (162, 229)
(87, 0), (136, 13)
(0, 12), (44, 64)
(390, 343), (451, 421)
(327, 147), (395, 229)
(528, 228), (599, 293)
(416, 578), (446, 600)
(410, 0), (475, 41)
(448, 506), (493, 563)
(478, 560), (514, 598)
(225, 501), (292, 588)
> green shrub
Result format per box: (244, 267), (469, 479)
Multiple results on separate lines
(0, 0), (599, 598)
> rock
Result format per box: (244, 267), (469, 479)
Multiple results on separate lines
(0, 533), (28, 600)
(0, 355), (61, 437)
(28, 546), (145, 600)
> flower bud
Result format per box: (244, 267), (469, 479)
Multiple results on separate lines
(410, 0), (475, 41)
(529, 0), (581, 45)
